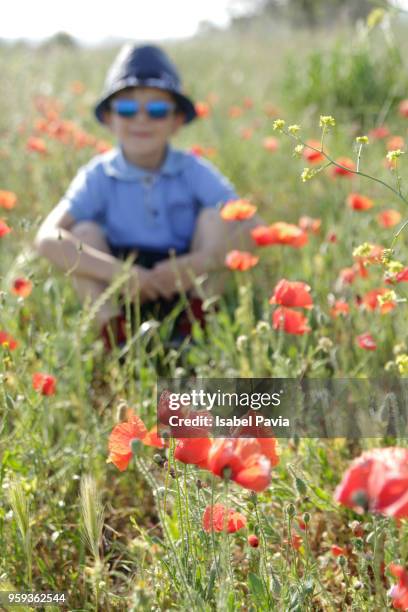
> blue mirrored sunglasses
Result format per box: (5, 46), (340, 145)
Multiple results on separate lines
(111, 99), (176, 119)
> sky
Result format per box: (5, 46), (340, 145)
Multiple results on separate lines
(0, 0), (238, 43)
(3, 1), (407, 44)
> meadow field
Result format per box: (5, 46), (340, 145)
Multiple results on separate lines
(2, 12), (408, 610)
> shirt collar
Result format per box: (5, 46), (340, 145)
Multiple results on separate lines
(102, 144), (185, 181)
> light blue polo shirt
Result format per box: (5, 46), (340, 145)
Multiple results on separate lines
(62, 145), (237, 254)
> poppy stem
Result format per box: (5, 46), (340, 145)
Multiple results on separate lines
(221, 476), (235, 597)
(210, 476), (222, 581)
(253, 496), (273, 607)
(135, 456), (200, 607)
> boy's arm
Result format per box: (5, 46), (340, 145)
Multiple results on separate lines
(34, 202), (162, 301)
(34, 201), (126, 284)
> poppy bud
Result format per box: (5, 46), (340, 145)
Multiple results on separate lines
(248, 534), (259, 548)
(295, 476), (307, 496)
(354, 538), (364, 551)
(153, 453), (165, 466)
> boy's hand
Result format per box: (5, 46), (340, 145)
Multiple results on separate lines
(149, 258), (196, 300)
(126, 266), (162, 303)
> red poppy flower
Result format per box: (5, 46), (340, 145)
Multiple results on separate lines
(303, 139), (325, 164)
(202, 504), (247, 533)
(0, 330), (18, 350)
(195, 101), (210, 118)
(108, 409), (164, 471)
(143, 424), (165, 448)
(396, 268), (408, 283)
(269, 279), (313, 309)
(346, 193), (374, 211)
(255, 437), (280, 466)
(190, 144), (205, 157)
(251, 223), (308, 248)
(0, 220), (11, 237)
(0, 190), (17, 209)
(387, 136), (405, 151)
(251, 225), (277, 246)
(288, 532), (302, 550)
(225, 250), (259, 271)
(263, 136), (279, 152)
(240, 127), (253, 140)
(331, 544), (346, 557)
(368, 125), (390, 140)
(11, 278), (33, 298)
(26, 137), (47, 154)
(331, 157), (355, 177)
(264, 103), (280, 117)
(399, 99), (408, 118)
(335, 447), (408, 518)
(272, 222), (308, 247)
(72, 129), (95, 149)
(206, 92), (219, 106)
(272, 307), (311, 335)
(32, 372), (57, 396)
(361, 288), (396, 314)
(70, 80), (85, 94)
(234, 412), (280, 465)
(377, 209), (401, 228)
(174, 437), (212, 468)
(95, 140), (112, 154)
(389, 564), (408, 609)
(356, 332), (377, 351)
(207, 438), (272, 492)
(108, 417), (147, 471)
(228, 106), (243, 119)
(338, 267), (357, 285)
(330, 300), (350, 318)
(297, 517), (307, 531)
(323, 233), (336, 246)
(243, 97), (254, 109)
(190, 145), (216, 158)
(248, 534), (259, 547)
(298, 216), (321, 234)
(221, 199), (257, 221)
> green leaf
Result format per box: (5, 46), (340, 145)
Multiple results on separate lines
(248, 572), (268, 606)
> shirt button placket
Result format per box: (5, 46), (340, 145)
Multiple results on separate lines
(141, 175), (159, 227)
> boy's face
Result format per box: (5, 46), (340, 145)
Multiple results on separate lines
(103, 87), (184, 167)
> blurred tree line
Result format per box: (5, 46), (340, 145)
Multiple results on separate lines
(229, 0), (392, 28)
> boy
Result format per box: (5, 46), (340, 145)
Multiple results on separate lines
(34, 44), (260, 350)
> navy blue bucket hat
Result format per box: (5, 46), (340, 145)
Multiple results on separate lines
(94, 44), (197, 124)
